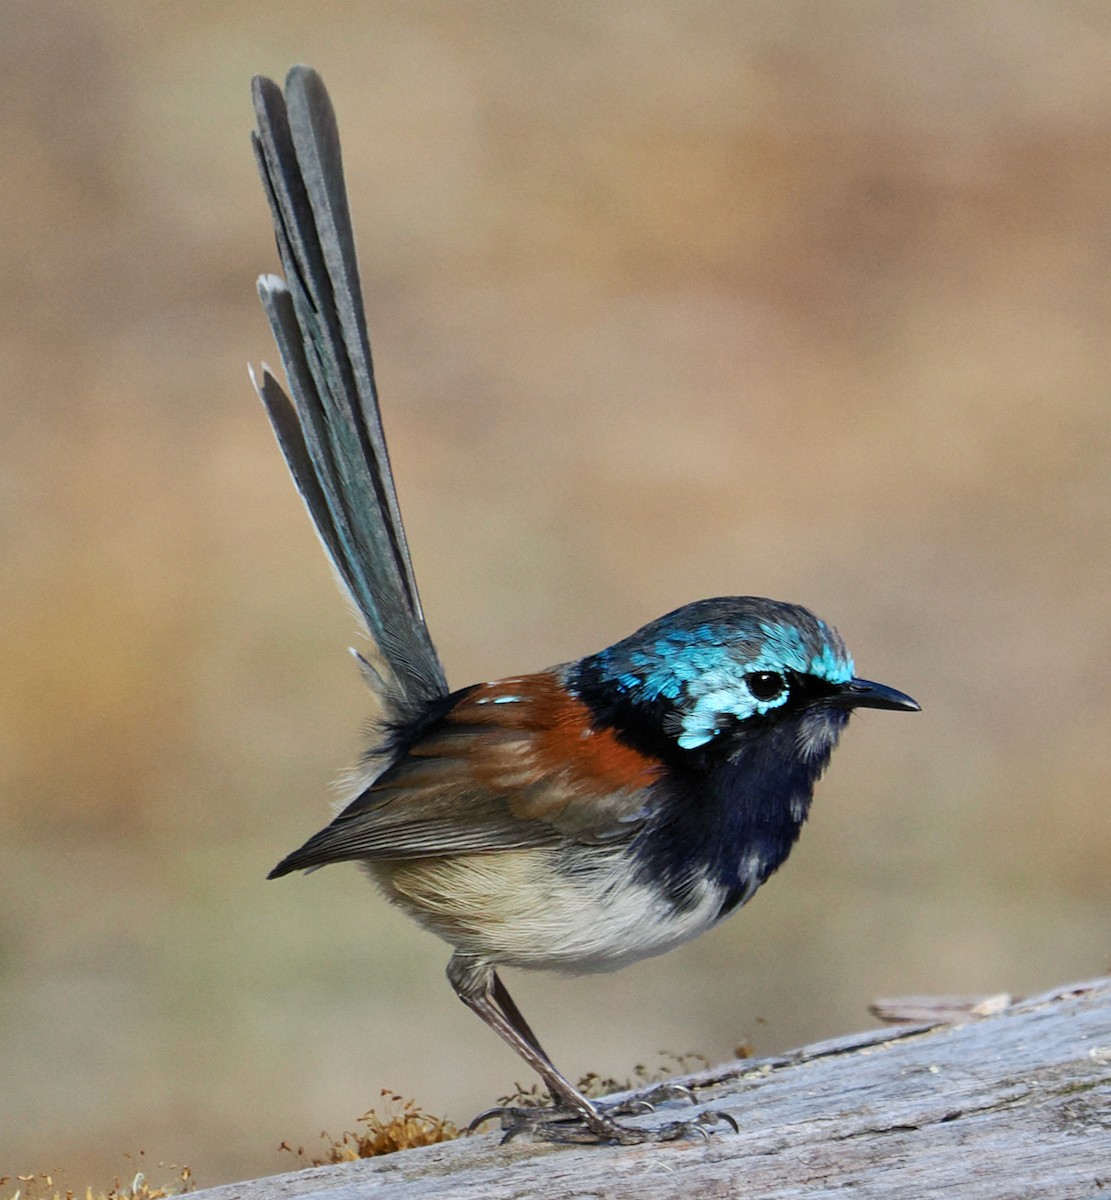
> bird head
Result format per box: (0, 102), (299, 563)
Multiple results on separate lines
(571, 597), (918, 769)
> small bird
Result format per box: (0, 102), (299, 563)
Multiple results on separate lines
(250, 66), (919, 1146)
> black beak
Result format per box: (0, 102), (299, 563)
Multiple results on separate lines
(840, 677), (920, 712)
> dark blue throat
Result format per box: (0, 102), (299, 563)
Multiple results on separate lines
(567, 654), (853, 918)
(629, 709), (850, 917)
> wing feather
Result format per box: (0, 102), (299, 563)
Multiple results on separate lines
(267, 672), (665, 875)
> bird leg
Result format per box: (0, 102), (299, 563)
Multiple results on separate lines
(447, 953), (737, 1145)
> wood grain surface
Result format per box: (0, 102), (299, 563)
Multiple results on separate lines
(186, 976), (1111, 1199)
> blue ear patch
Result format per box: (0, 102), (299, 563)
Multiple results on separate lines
(672, 622), (853, 750)
(675, 667), (784, 749)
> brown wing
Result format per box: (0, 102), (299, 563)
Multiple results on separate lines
(268, 671), (665, 875)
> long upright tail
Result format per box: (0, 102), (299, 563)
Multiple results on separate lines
(250, 67), (448, 715)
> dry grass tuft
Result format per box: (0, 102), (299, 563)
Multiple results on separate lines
(280, 1090), (459, 1164)
(1, 1162), (193, 1200)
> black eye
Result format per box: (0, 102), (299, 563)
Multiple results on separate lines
(746, 671), (787, 702)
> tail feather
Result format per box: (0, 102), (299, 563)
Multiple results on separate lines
(250, 67), (447, 710)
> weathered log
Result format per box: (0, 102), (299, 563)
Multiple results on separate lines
(195, 976), (1111, 1199)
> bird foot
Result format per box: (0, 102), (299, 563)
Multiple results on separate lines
(631, 1081), (698, 1109)
(468, 1094), (737, 1145)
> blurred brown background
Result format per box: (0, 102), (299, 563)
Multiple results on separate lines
(2, 0), (1109, 1188)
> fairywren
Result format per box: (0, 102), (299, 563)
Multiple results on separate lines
(251, 66), (918, 1145)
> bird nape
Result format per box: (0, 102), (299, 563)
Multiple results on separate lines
(250, 65), (919, 1147)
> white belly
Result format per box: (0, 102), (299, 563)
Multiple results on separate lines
(368, 846), (729, 973)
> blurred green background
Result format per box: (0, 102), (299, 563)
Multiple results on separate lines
(2, 0), (1109, 1188)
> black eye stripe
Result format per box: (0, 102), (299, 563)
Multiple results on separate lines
(746, 671), (787, 702)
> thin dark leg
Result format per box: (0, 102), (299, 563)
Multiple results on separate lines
(448, 953), (601, 1126)
(446, 953), (738, 1145)
(492, 970), (548, 1057)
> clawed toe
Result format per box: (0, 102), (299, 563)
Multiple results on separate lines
(468, 1102), (591, 1138)
(698, 1108), (739, 1134)
(468, 1099), (738, 1145)
(598, 1095), (655, 1118)
(467, 1104), (566, 1135)
(649, 1108), (739, 1142)
(633, 1081), (697, 1108)
(589, 1079), (696, 1120)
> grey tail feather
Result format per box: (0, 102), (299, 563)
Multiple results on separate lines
(250, 66), (448, 713)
